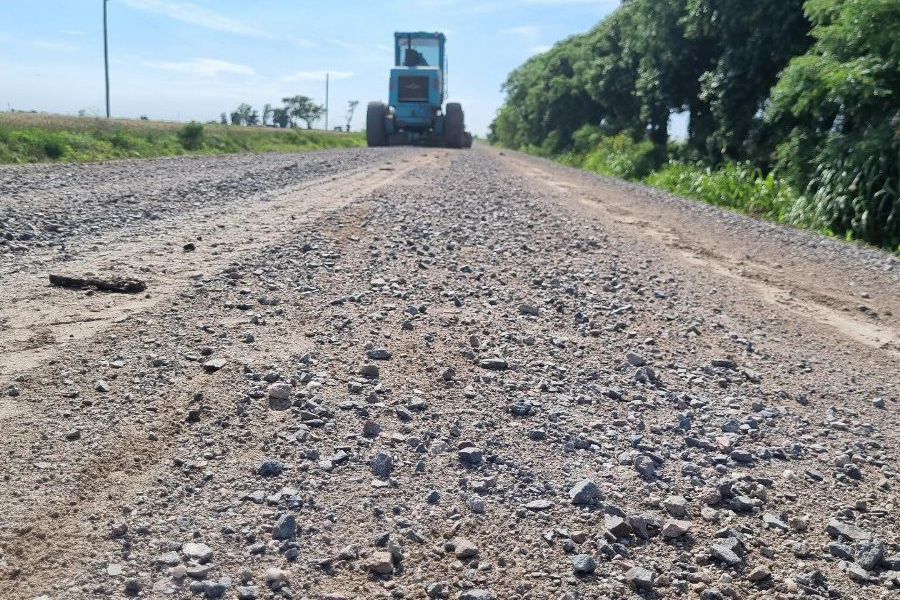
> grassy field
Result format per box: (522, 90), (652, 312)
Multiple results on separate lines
(0, 112), (365, 164)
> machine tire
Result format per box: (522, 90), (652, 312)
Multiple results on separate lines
(366, 102), (388, 147)
(445, 103), (465, 148)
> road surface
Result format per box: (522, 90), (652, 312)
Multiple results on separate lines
(1, 146), (897, 599)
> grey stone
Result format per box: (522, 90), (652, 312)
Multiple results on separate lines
(360, 364), (380, 378)
(370, 451), (394, 479)
(711, 542), (743, 567)
(844, 561), (876, 583)
(605, 514), (632, 539)
(366, 348), (391, 360)
(625, 566), (654, 590)
(762, 513), (789, 531)
(662, 495), (688, 517)
(452, 537), (479, 559)
(661, 518), (691, 538)
(155, 551), (181, 566)
(569, 479), (600, 506)
(826, 518), (872, 542)
(571, 554), (596, 575)
(202, 358), (227, 372)
(258, 459), (283, 477)
(459, 591), (493, 600)
(458, 446), (483, 465)
(730, 449), (754, 463)
(267, 383), (292, 410)
(272, 514), (296, 540)
(855, 541), (884, 571)
(425, 581), (450, 598)
(634, 455), (656, 479)
(828, 542), (854, 560)
(182, 542), (213, 564)
(478, 358), (508, 370)
(236, 586), (259, 600)
(366, 551), (393, 575)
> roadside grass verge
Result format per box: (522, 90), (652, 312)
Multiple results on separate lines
(0, 112), (365, 164)
(512, 135), (888, 247)
(644, 162), (802, 225)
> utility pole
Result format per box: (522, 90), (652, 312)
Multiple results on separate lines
(325, 72), (329, 131)
(103, 0), (110, 119)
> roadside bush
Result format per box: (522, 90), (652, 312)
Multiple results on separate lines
(177, 121), (205, 150)
(42, 135), (66, 159)
(646, 162), (799, 222)
(580, 134), (657, 180)
(791, 123), (899, 248)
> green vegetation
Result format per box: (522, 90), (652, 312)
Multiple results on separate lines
(646, 163), (801, 224)
(490, 0), (899, 249)
(0, 112), (365, 164)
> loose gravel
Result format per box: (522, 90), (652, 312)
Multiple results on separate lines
(0, 147), (897, 600)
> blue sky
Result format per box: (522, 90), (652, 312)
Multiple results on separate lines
(0, 0), (620, 135)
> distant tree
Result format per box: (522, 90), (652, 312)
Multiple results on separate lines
(272, 107), (291, 128)
(220, 112), (228, 125)
(230, 111), (241, 126)
(139, 115), (149, 121)
(234, 103), (254, 126)
(262, 103), (274, 127)
(345, 100), (359, 132)
(282, 95), (325, 129)
(246, 110), (260, 126)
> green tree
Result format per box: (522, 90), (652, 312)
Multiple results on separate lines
(262, 103), (273, 127)
(233, 103), (254, 126)
(769, 0), (899, 246)
(684, 0), (810, 163)
(272, 107), (290, 129)
(282, 95), (325, 129)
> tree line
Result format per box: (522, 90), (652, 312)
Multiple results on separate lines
(221, 97), (359, 131)
(490, 0), (898, 247)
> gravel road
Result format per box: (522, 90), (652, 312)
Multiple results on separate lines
(0, 146), (897, 600)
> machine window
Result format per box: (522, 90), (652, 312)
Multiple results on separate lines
(397, 36), (440, 68)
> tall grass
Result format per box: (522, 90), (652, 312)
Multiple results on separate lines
(645, 162), (801, 223)
(533, 133), (859, 243)
(0, 112), (365, 164)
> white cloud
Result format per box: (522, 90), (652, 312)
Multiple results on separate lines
(142, 58), (255, 78)
(500, 25), (540, 37)
(62, 29), (86, 36)
(121, 0), (271, 38)
(281, 70), (353, 83)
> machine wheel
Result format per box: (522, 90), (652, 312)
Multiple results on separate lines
(366, 102), (388, 147)
(445, 103), (465, 148)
